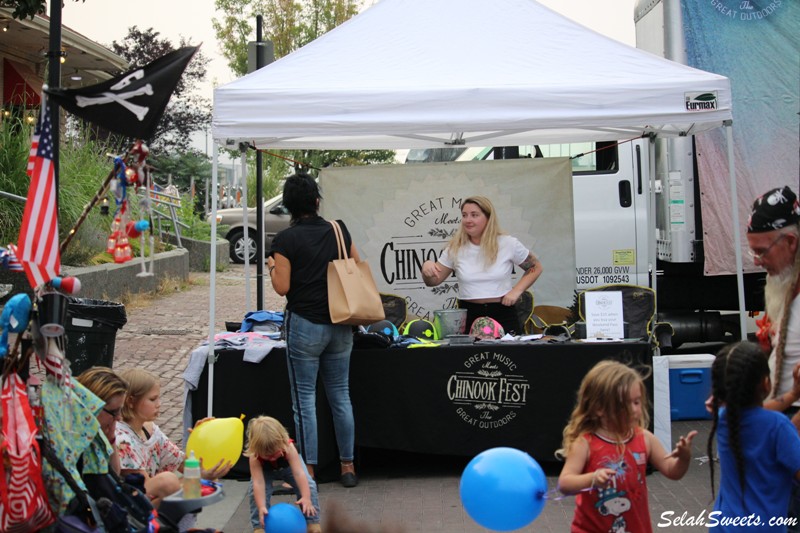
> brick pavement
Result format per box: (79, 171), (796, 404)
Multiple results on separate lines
(111, 265), (717, 532)
(112, 266), (285, 447)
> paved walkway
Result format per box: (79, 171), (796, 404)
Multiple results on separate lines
(107, 264), (717, 532)
(111, 266), (282, 445)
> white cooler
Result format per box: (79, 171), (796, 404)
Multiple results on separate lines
(652, 353), (715, 452)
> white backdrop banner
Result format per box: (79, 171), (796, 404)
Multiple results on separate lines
(320, 158), (575, 321)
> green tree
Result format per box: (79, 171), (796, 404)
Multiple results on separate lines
(150, 150), (212, 190)
(149, 150), (212, 213)
(213, 0), (359, 77)
(110, 27), (211, 156)
(212, 0), (394, 189)
(0, 0), (74, 19)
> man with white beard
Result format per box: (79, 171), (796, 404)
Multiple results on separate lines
(746, 185), (800, 424)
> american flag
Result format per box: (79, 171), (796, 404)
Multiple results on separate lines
(0, 245), (23, 272)
(17, 101), (61, 288)
(27, 127), (38, 174)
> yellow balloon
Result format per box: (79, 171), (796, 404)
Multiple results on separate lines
(186, 416), (244, 469)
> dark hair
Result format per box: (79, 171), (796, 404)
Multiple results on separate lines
(706, 341), (769, 504)
(282, 171), (321, 223)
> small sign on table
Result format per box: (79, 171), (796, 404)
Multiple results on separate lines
(584, 291), (624, 339)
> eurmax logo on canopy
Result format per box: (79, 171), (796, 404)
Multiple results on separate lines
(685, 92), (718, 111)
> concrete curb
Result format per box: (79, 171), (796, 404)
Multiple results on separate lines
(1, 249), (193, 305)
(62, 248), (190, 302)
(165, 234), (230, 273)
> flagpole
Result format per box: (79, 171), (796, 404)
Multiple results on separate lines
(47, 0), (62, 200)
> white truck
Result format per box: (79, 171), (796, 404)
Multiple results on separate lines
(403, 138), (745, 348)
(632, 0), (798, 345)
(398, 0), (798, 347)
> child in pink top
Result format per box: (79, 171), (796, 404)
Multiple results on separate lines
(115, 368), (231, 506)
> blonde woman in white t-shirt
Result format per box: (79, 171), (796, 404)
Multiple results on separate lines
(421, 196), (542, 335)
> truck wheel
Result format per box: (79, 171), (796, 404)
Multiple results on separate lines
(229, 230), (257, 264)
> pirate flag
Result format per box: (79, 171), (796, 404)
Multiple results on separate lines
(45, 46), (199, 140)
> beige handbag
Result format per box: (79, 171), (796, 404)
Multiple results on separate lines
(327, 220), (385, 325)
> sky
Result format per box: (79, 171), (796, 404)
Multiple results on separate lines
(60, 0), (637, 152)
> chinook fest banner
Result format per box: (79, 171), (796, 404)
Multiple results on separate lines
(320, 158), (575, 321)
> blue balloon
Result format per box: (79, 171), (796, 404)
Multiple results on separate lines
(264, 502), (306, 533)
(459, 447), (547, 531)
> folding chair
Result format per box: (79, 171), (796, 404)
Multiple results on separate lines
(513, 290), (535, 334)
(577, 284), (673, 347)
(380, 293), (407, 330)
(530, 305), (575, 336)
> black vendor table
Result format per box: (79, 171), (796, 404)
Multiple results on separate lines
(189, 341), (651, 478)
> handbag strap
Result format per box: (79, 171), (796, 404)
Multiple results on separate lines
(329, 220), (348, 260)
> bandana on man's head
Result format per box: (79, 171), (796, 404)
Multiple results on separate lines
(747, 186), (800, 233)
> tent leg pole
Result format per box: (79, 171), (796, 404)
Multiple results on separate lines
(207, 142), (220, 418)
(726, 124), (747, 340)
(240, 146), (252, 313)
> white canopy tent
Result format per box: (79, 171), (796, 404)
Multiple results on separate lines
(212, 0), (732, 148)
(204, 0), (743, 415)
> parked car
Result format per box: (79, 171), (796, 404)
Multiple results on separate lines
(210, 194), (291, 263)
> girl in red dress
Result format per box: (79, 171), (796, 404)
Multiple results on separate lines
(557, 360), (697, 532)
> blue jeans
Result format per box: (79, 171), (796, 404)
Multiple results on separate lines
(286, 311), (355, 466)
(248, 460), (320, 527)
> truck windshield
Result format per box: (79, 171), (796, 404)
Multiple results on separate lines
(405, 141), (618, 174)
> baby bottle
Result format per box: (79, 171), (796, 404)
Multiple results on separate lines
(182, 451), (202, 499)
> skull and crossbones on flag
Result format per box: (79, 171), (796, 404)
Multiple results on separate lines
(45, 46), (198, 140)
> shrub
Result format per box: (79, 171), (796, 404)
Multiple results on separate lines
(0, 119), (123, 264)
(0, 116), (32, 246)
(0, 120), (189, 266)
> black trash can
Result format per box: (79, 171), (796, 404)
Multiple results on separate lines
(64, 298), (127, 377)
